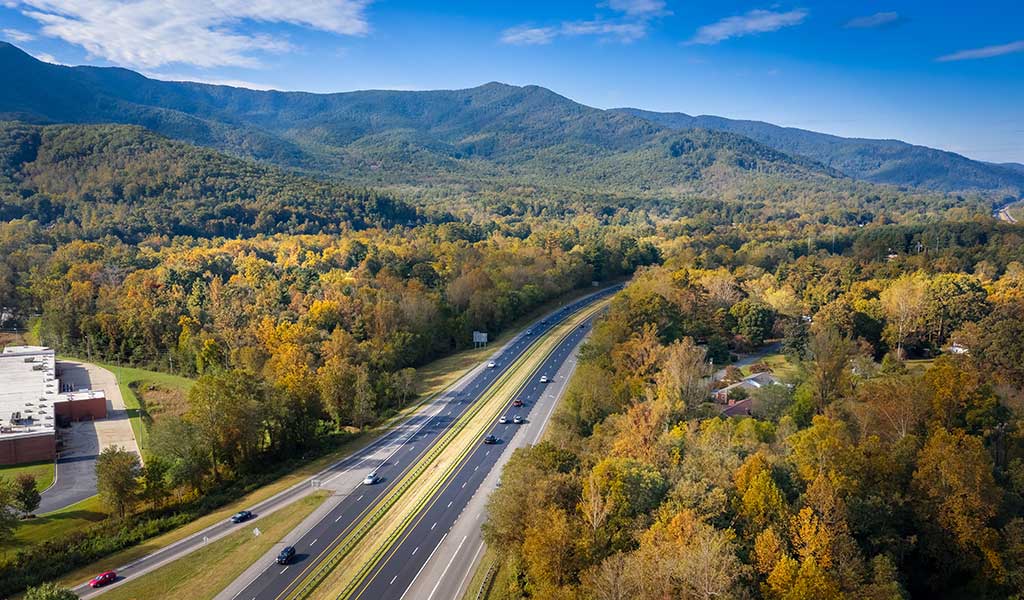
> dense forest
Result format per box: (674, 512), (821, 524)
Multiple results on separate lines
(483, 219), (1024, 599)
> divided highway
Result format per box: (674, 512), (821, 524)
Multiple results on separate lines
(345, 305), (601, 600)
(216, 285), (619, 600)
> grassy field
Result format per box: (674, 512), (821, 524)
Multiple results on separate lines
(97, 492), (328, 600)
(0, 460), (55, 492)
(96, 363), (194, 452)
(8, 495), (107, 550)
(741, 353), (800, 381)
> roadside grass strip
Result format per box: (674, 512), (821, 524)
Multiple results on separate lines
(95, 492), (328, 600)
(286, 302), (606, 600)
(321, 303), (607, 600)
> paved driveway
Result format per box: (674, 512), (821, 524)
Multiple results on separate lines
(38, 361), (141, 514)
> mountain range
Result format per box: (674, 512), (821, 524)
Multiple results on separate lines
(1, 42), (1021, 199)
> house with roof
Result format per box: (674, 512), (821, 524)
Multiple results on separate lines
(712, 371), (782, 405)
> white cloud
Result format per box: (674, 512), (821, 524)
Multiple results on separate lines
(10, 0), (372, 69)
(844, 11), (901, 29)
(144, 71), (278, 90)
(31, 51), (61, 64)
(603, 0), (668, 18)
(500, 25), (558, 46)
(937, 40), (1024, 62)
(2, 27), (35, 42)
(501, 0), (663, 46)
(562, 19), (647, 43)
(689, 9), (808, 45)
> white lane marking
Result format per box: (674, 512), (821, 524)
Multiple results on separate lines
(311, 538), (318, 546)
(357, 495), (363, 501)
(461, 482), (466, 489)
(336, 515), (343, 523)
(400, 533), (450, 600)
(447, 501), (453, 508)
(280, 566), (289, 574)
(451, 541), (485, 600)
(412, 546), (419, 556)
(424, 535), (468, 600)
(431, 522), (437, 530)
(390, 575), (398, 585)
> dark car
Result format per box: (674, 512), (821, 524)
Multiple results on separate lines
(88, 571), (116, 588)
(277, 546), (296, 565)
(230, 510), (253, 523)
(512, 399), (524, 407)
(483, 434), (498, 444)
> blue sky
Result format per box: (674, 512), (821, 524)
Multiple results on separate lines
(1, 0), (1022, 163)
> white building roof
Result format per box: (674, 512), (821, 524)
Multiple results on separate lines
(0, 346), (59, 438)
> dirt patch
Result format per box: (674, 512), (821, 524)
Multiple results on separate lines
(134, 381), (188, 424)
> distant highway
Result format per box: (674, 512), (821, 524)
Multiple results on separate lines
(78, 285), (619, 599)
(995, 201), (1020, 223)
(214, 286), (619, 600)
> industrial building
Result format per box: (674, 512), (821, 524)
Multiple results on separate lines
(0, 346), (107, 465)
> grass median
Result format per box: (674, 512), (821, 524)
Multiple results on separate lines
(304, 301), (608, 600)
(94, 492), (328, 600)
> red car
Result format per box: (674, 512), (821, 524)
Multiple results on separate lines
(89, 571), (117, 588)
(512, 399), (523, 407)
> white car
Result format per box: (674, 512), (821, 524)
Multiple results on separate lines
(540, 375), (549, 383)
(499, 415), (508, 424)
(487, 361), (496, 368)
(363, 472), (380, 485)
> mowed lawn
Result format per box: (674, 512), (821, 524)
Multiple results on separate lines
(8, 495), (107, 550)
(0, 460), (55, 492)
(97, 492), (328, 600)
(740, 352), (800, 381)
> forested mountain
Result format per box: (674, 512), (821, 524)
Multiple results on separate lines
(3, 42), (1004, 202)
(0, 121), (422, 241)
(615, 107), (1024, 195)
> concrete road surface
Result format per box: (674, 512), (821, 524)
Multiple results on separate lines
(38, 361), (141, 514)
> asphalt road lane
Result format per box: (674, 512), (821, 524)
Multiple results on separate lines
(226, 285), (620, 600)
(347, 313), (598, 600)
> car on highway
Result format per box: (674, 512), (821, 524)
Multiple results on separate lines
(88, 571), (117, 588)
(498, 415), (508, 424)
(363, 472), (380, 485)
(230, 510), (253, 523)
(512, 399), (523, 407)
(483, 434), (498, 444)
(526, 329), (533, 335)
(513, 415), (524, 424)
(540, 375), (549, 383)
(487, 361), (496, 368)
(277, 546), (296, 565)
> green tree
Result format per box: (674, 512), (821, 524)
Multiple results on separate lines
(14, 473), (41, 513)
(730, 299), (776, 347)
(23, 582), (78, 600)
(923, 274), (988, 345)
(0, 476), (20, 538)
(96, 446), (141, 519)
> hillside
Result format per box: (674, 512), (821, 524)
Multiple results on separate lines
(0, 43), (846, 198)
(615, 107), (1024, 195)
(0, 121), (422, 240)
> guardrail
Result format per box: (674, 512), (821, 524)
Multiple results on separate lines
(475, 562), (497, 600)
(286, 297), (610, 600)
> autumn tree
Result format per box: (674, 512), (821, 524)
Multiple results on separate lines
(880, 274), (927, 357)
(96, 446), (141, 519)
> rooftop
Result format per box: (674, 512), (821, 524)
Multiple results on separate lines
(0, 346), (59, 438)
